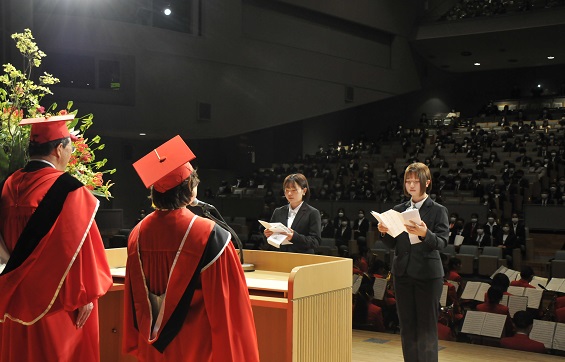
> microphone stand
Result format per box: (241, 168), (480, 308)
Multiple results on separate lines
(199, 205), (255, 272)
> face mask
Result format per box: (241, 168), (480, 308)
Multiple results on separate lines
(341, 222), (348, 227)
(471, 218), (478, 223)
(338, 213), (344, 217)
(358, 214), (364, 219)
(477, 229), (484, 235)
(450, 217), (456, 222)
(512, 218), (519, 223)
(542, 194), (548, 199)
(503, 227), (510, 232)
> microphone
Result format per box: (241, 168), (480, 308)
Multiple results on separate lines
(189, 197), (255, 272)
(190, 198), (216, 210)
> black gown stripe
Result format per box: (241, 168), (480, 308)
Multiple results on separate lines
(151, 223), (229, 353)
(0, 172), (82, 275)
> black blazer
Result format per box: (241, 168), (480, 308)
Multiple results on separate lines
(382, 197), (449, 279)
(268, 202), (321, 253)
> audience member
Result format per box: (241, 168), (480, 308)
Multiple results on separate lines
(494, 222), (517, 267)
(353, 209), (370, 240)
(335, 216), (352, 256)
(320, 213), (335, 238)
(462, 213), (480, 243)
(484, 213), (501, 246)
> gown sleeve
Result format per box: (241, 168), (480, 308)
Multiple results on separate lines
(200, 243), (260, 362)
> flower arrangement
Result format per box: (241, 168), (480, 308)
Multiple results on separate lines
(0, 29), (115, 198)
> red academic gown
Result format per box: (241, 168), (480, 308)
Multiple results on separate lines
(123, 208), (259, 361)
(476, 303), (513, 336)
(437, 322), (454, 341)
(500, 333), (546, 353)
(0, 166), (112, 362)
(445, 270), (462, 284)
(556, 307), (565, 323)
(510, 279), (535, 288)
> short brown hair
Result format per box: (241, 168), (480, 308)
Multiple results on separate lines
(283, 173), (310, 201)
(403, 162), (432, 197)
(151, 169), (200, 210)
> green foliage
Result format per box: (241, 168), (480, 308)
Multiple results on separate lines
(0, 29), (115, 198)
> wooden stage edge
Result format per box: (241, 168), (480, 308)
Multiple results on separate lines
(352, 330), (562, 362)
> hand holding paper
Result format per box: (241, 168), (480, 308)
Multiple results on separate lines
(371, 209), (424, 238)
(259, 220), (293, 248)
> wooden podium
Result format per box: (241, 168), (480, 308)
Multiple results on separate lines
(99, 248), (352, 362)
(243, 250), (352, 362)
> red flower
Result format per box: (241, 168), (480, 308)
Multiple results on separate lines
(58, 110), (68, 115)
(93, 173), (103, 186)
(80, 152), (92, 162)
(37, 106), (45, 114)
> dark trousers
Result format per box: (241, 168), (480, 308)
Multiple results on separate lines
(393, 275), (443, 362)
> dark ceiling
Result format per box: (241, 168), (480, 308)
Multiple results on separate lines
(411, 7), (565, 73)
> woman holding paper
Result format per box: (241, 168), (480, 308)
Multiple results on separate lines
(377, 162), (449, 362)
(263, 173), (321, 253)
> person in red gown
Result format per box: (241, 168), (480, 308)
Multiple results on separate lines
(476, 286), (513, 336)
(500, 311), (546, 353)
(123, 136), (260, 361)
(0, 115), (113, 362)
(510, 266), (536, 288)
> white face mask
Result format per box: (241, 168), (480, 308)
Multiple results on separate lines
(512, 218), (519, 223)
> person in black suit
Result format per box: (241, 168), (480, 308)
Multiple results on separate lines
(320, 212), (335, 238)
(378, 162), (448, 362)
(462, 213), (480, 244)
(510, 212), (526, 252)
(334, 216), (352, 256)
(263, 173), (321, 253)
(494, 222), (517, 267)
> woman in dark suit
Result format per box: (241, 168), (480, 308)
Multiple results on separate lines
(263, 173), (321, 253)
(378, 162), (448, 362)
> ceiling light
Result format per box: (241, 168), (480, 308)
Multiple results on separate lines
(139, 133), (146, 136)
(163, 7), (172, 16)
(474, 62), (480, 66)
(548, 56), (555, 60)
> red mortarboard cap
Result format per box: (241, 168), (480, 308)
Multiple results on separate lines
(132, 135), (196, 193)
(19, 114), (78, 143)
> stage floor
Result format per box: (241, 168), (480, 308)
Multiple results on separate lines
(352, 330), (563, 362)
